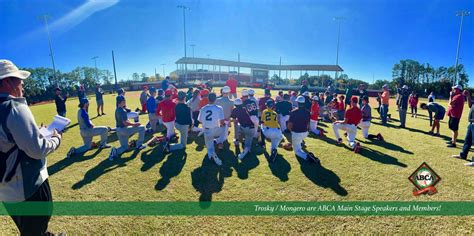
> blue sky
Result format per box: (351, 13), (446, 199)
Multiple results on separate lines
(1, 0), (473, 84)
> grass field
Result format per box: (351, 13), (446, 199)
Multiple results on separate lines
(1, 87), (474, 234)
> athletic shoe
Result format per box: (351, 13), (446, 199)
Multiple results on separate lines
(212, 153), (222, 166)
(307, 152), (320, 164)
(464, 162), (474, 166)
(136, 144), (147, 151)
(452, 154), (467, 160)
(109, 147), (117, 161)
(427, 131), (434, 135)
(66, 147), (75, 158)
(434, 133), (440, 137)
(354, 143), (361, 153)
(98, 114), (101, 117)
(102, 113), (106, 115)
(446, 141), (453, 144)
(377, 133), (384, 142)
(337, 138), (343, 145)
(99, 144), (111, 149)
(238, 150), (248, 160)
(270, 149), (277, 162)
(447, 143), (456, 148)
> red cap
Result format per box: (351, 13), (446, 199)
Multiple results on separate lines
(200, 89), (209, 96)
(143, 85), (148, 89)
(351, 96), (358, 103)
(165, 89), (173, 96)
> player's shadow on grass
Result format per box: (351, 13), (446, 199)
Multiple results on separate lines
(71, 150), (139, 190)
(263, 151), (291, 182)
(48, 148), (102, 176)
(359, 139), (413, 155)
(155, 150), (187, 190)
(191, 157), (225, 204)
(296, 157), (348, 196)
(140, 146), (168, 172)
(357, 146), (407, 168)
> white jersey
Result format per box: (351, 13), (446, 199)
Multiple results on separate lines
(198, 104), (224, 129)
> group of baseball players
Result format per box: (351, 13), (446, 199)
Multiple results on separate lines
(65, 80), (389, 166)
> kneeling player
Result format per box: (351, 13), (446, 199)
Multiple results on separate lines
(67, 98), (110, 158)
(358, 96), (384, 141)
(288, 96), (319, 162)
(231, 98), (256, 160)
(198, 93), (225, 166)
(332, 96), (362, 153)
(109, 96), (146, 160)
(261, 100), (283, 161)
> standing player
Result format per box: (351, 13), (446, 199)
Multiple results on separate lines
(231, 98), (256, 160)
(358, 96), (384, 141)
(258, 89), (273, 114)
(242, 89), (259, 138)
(139, 86), (149, 113)
(310, 96), (322, 135)
(261, 100), (283, 161)
(275, 94), (292, 132)
(332, 96), (362, 153)
(146, 87), (158, 133)
(67, 98), (110, 158)
(198, 93), (225, 166)
(215, 86), (234, 149)
(54, 87), (67, 117)
(95, 83), (105, 116)
(109, 96), (146, 160)
(225, 75), (238, 99)
(156, 90), (177, 141)
(288, 96), (319, 162)
(409, 91), (419, 118)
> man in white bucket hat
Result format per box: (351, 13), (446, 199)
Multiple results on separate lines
(0, 60), (62, 235)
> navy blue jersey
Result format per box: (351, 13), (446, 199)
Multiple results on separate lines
(275, 101), (292, 116)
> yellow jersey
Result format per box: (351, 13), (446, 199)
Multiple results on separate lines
(261, 108), (279, 128)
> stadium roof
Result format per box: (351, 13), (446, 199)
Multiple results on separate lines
(175, 57), (343, 72)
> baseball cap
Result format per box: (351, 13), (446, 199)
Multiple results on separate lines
(362, 96), (369, 101)
(149, 87), (156, 93)
(79, 98), (89, 106)
(177, 91), (186, 100)
(234, 98), (243, 106)
(266, 99), (275, 107)
(143, 85), (148, 90)
(157, 89), (164, 95)
(452, 85), (463, 90)
(222, 86), (231, 93)
(312, 96), (319, 101)
(0, 60), (30, 80)
(200, 89), (209, 96)
(382, 84), (388, 89)
(165, 89), (173, 96)
(351, 96), (358, 103)
(296, 96), (305, 104)
(248, 89), (255, 95)
(303, 91), (310, 96)
(117, 88), (125, 95)
(116, 95), (126, 104)
(242, 90), (249, 96)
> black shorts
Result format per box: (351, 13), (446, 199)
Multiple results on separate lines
(449, 117), (460, 131)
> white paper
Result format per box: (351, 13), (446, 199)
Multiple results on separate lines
(39, 115), (71, 140)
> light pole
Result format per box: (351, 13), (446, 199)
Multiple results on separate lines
(39, 14), (57, 83)
(333, 16), (345, 80)
(92, 56), (99, 80)
(161, 64), (166, 77)
(177, 5), (189, 82)
(454, 10), (470, 85)
(112, 50), (118, 91)
(190, 44), (195, 57)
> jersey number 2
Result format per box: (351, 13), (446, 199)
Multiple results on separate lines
(205, 110), (213, 121)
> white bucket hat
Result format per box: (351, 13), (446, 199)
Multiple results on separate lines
(0, 60), (30, 80)
(222, 86), (231, 93)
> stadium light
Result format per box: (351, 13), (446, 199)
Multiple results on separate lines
(178, 5), (190, 82)
(38, 14), (57, 82)
(454, 10), (470, 85)
(333, 16), (346, 80)
(161, 63), (166, 77)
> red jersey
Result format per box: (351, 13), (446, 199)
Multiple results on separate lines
(156, 99), (176, 122)
(447, 93), (465, 119)
(338, 101), (345, 111)
(345, 106), (362, 125)
(258, 97), (273, 112)
(225, 78), (238, 93)
(199, 97), (209, 109)
(310, 103), (319, 121)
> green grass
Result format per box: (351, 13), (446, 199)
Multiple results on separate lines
(1, 87), (474, 234)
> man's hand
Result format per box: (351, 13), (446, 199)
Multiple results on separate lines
(51, 129), (61, 138)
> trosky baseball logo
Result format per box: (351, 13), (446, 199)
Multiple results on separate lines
(408, 162), (441, 196)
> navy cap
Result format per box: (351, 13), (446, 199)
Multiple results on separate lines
(79, 98), (89, 106)
(116, 95), (126, 104)
(149, 87), (156, 93)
